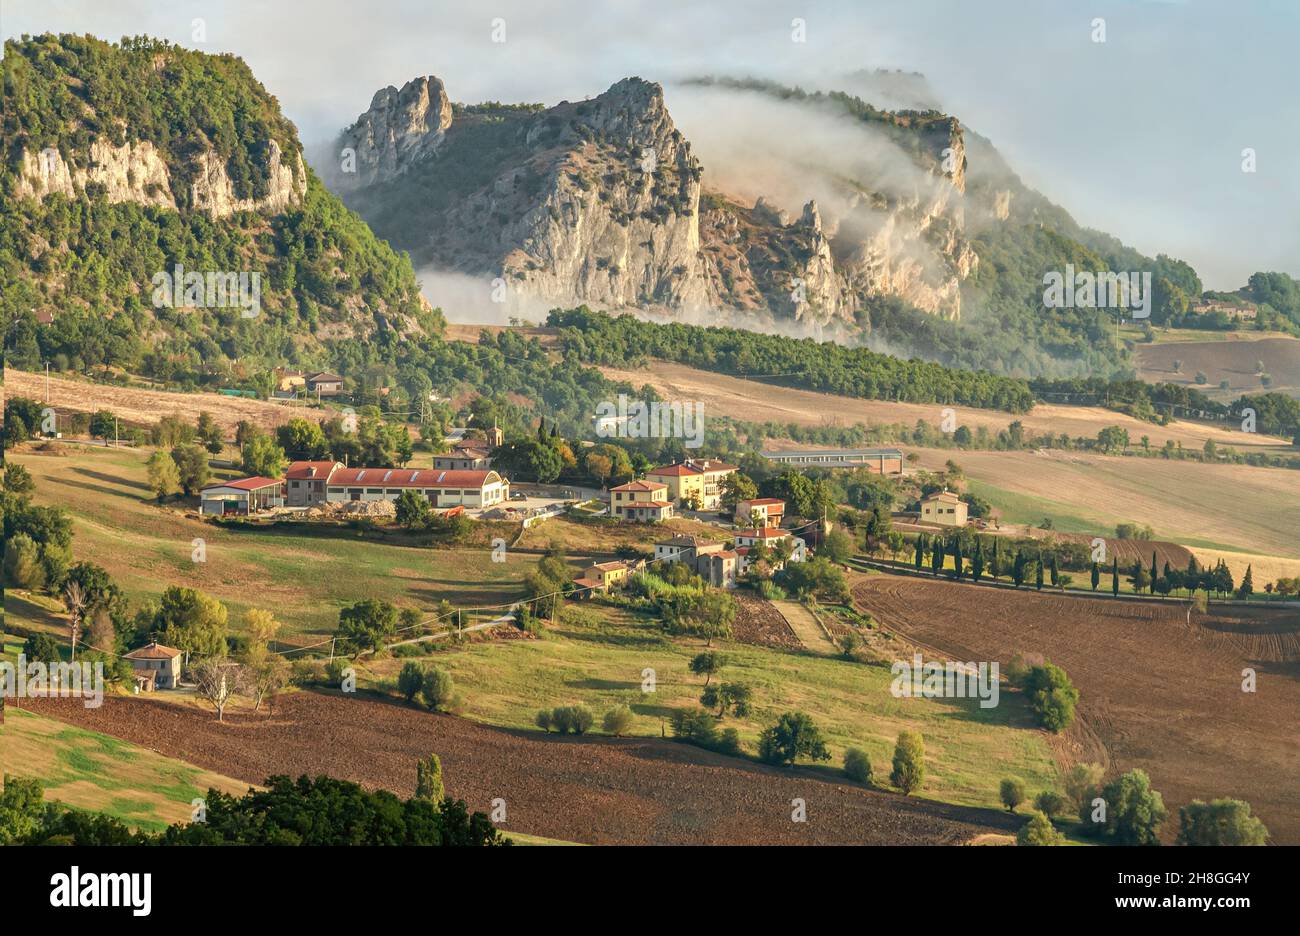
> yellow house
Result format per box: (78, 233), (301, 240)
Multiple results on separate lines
(609, 480), (674, 522)
(588, 560), (630, 589)
(920, 489), (968, 527)
(644, 459), (738, 511)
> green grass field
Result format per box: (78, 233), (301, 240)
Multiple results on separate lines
(0, 709), (252, 833)
(11, 446), (534, 643)
(357, 601), (1061, 813)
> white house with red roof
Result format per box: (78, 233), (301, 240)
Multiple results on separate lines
(200, 477), (285, 515)
(284, 460), (344, 506)
(324, 467), (508, 508)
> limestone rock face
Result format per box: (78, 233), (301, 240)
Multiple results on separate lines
(190, 139), (307, 217)
(14, 137), (305, 218)
(335, 76), (454, 187)
(335, 73), (984, 323)
(15, 140), (174, 208)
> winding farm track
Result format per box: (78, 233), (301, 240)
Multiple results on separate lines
(852, 573), (1300, 843)
(25, 692), (1019, 845)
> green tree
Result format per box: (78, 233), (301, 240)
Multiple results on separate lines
(144, 586), (229, 657)
(1112, 557), (1120, 596)
(395, 490), (432, 529)
(688, 650), (725, 686)
(241, 431), (288, 478)
(146, 450), (181, 501)
(420, 666), (455, 711)
(1090, 560), (1100, 591)
(1237, 564), (1254, 599)
(1100, 769), (1167, 845)
(397, 662), (426, 703)
(337, 599), (398, 653)
(890, 731), (925, 795)
(1000, 777), (1026, 812)
(757, 711), (831, 766)
(170, 444), (211, 495)
(1177, 799), (1269, 846)
(1019, 660), (1079, 732)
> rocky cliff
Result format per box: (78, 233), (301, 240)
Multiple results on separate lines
(332, 74), (995, 326)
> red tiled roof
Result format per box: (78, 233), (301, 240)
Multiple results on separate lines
(742, 498), (785, 507)
(202, 476), (284, 493)
(285, 461), (342, 480)
(738, 527), (789, 539)
(573, 577), (602, 589)
(124, 641), (182, 660)
(647, 460), (738, 477)
(591, 561), (629, 572)
(327, 467), (501, 489)
(610, 480), (667, 492)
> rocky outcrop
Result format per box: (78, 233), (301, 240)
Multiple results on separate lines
(14, 140), (174, 208)
(334, 73), (982, 323)
(335, 76), (453, 188)
(14, 137), (305, 218)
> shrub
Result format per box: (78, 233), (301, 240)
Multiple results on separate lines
(715, 728), (742, 757)
(602, 705), (635, 737)
(535, 710), (553, 733)
(324, 657), (352, 686)
(1034, 790), (1067, 818)
(419, 666), (454, 711)
(397, 662), (426, 703)
(1064, 762), (1105, 813)
(415, 753), (444, 801)
(23, 633), (62, 664)
(1177, 798), (1269, 846)
(551, 704), (594, 735)
(1016, 811), (1064, 846)
(890, 731), (925, 794)
(843, 747), (872, 784)
(670, 708), (718, 747)
(1000, 777), (1026, 812)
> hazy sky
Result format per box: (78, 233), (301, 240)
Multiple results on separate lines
(7, 0), (1297, 288)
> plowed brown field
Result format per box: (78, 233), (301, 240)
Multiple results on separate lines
(852, 574), (1300, 843)
(25, 692), (1017, 845)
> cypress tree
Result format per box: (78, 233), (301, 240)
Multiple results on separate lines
(931, 537), (944, 575)
(991, 538), (1000, 581)
(415, 753), (444, 802)
(1150, 551), (1158, 595)
(1112, 557), (1120, 596)
(1090, 560), (1100, 591)
(972, 539), (984, 583)
(1035, 553), (1044, 590)
(914, 534), (925, 570)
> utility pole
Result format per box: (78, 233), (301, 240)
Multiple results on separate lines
(45, 361), (50, 402)
(329, 636), (336, 662)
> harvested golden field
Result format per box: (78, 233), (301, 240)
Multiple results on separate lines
(1135, 335), (1300, 401)
(599, 359), (1293, 455)
(1188, 549), (1300, 589)
(6, 368), (330, 436)
(909, 447), (1300, 558)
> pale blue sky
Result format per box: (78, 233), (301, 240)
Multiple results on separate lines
(6, 0), (1297, 288)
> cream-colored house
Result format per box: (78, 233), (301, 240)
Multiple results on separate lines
(920, 489), (967, 527)
(609, 480), (674, 522)
(123, 642), (182, 690)
(644, 459), (738, 511)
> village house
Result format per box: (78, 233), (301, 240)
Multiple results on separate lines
(920, 489), (968, 527)
(654, 534), (725, 565)
(698, 549), (741, 589)
(734, 527), (809, 564)
(645, 458), (738, 511)
(760, 447), (905, 474)
(123, 642), (182, 691)
(199, 477), (285, 515)
(284, 460), (344, 506)
(305, 371), (344, 397)
(325, 467), (509, 508)
(574, 559), (632, 596)
(434, 444), (492, 471)
(609, 479), (675, 522)
(273, 369), (306, 399)
(736, 497), (785, 528)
